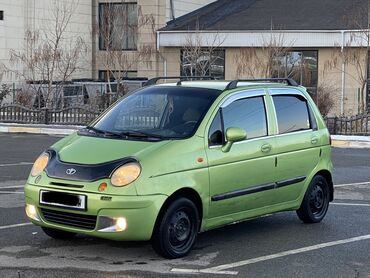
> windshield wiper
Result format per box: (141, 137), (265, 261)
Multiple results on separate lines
(83, 126), (120, 137)
(117, 130), (165, 140)
(82, 127), (165, 140)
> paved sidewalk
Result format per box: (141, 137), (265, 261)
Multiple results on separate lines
(1, 123), (370, 148)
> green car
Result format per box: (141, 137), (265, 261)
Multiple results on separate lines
(24, 78), (333, 259)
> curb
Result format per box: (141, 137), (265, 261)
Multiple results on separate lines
(0, 123), (83, 135)
(331, 135), (370, 148)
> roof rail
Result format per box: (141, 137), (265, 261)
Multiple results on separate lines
(144, 76), (216, 86)
(224, 78), (299, 90)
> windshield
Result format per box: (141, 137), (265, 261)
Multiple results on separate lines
(84, 86), (221, 140)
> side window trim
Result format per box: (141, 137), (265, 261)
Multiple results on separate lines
(219, 107), (226, 145)
(307, 103), (318, 131)
(220, 89), (266, 108)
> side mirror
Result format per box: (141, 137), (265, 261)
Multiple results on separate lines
(222, 127), (247, 152)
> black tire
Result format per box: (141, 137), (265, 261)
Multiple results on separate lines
(152, 197), (199, 259)
(42, 227), (76, 240)
(296, 175), (330, 223)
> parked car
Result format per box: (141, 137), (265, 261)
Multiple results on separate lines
(24, 78), (333, 259)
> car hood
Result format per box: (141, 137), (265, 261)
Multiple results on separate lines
(51, 133), (171, 165)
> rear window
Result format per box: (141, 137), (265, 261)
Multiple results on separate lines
(272, 95), (311, 134)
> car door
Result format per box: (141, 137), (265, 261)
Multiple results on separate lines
(206, 89), (277, 219)
(269, 88), (320, 204)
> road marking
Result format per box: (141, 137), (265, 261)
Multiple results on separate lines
(0, 222), (32, 230)
(332, 202), (370, 207)
(171, 268), (238, 275)
(171, 234), (370, 275)
(0, 191), (24, 194)
(0, 162), (33, 167)
(334, 181), (370, 187)
(0, 185), (24, 189)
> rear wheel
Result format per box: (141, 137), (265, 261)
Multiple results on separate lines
(42, 227), (76, 240)
(296, 175), (330, 223)
(152, 198), (199, 259)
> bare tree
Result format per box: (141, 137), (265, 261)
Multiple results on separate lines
(0, 84), (10, 106)
(7, 0), (88, 108)
(96, 2), (156, 101)
(0, 63), (4, 82)
(315, 82), (336, 117)
(234, 32), (292, 78)
(180, 25), (226, 78)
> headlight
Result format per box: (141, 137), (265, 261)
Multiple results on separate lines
(110, 162), (141, 187)
(31, 153), (49, 177)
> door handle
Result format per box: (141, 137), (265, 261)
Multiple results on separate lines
(311, 137), (319, 144)
(261, 143), (272, 153)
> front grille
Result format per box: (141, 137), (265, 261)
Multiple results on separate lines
(40, 208), (97, 230)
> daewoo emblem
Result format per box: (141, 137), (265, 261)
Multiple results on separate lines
(66, 168), (77, 175)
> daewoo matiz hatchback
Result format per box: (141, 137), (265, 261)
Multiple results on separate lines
(24, 78), (333, 258)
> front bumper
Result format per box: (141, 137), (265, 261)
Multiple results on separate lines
(24, 183), (167, 241)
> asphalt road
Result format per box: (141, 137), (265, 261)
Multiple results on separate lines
(0, 133), (370, 278)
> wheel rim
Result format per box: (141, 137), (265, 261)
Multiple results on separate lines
(168, 208), (194, 251)
(309, 181), (328, 219)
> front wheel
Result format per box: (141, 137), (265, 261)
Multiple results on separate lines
(151, 198), (199, 259)
(296, 175), (330, 223)
(42, 227), (76, 240)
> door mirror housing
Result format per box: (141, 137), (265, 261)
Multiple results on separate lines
(222, 127), (247, 152)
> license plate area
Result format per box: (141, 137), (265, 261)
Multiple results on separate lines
(40, 190), (86, 211)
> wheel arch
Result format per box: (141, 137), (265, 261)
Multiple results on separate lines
(151, 187), (203, 239)
(315, 169), (334, 201)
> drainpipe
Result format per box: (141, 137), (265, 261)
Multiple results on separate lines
(157, 31), (167, 77)
(163, 58), (167, 77)
(170, 0), (175, 20)
(340, 30), (346, 115)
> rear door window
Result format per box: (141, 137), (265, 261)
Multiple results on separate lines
(272, 94), (311, 134)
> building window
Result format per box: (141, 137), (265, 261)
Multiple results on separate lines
(272, 51), (318, 94)
(180, 49), (225, 79)
(0, 11), (4, 20)
(98, 70), (137, 81)
(99, 3), (138, 50)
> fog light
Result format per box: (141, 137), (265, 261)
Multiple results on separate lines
(115, 217), (127, 232)
(97, 216), (127, 232)
(25, 204), (40, 221)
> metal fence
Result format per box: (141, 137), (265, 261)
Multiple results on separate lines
(1, 104), (370, 135)
(0, 105), (101, 125)
(325, 114), (370, 135)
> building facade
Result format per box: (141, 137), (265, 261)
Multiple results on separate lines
(0, 0), (215, 84)
(1, 0), (369, 116)
(0, 0), (93, 84)
(158, 0), (370, 116)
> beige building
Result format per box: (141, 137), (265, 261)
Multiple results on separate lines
(92, 0), (215, 80)
(157, 0), (370, 116)
(0, 0), (93, 83)
(0, 0), (215, 83)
